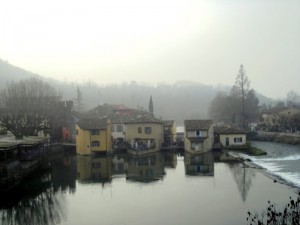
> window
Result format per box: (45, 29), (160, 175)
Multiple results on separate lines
(91, 130), (99, 135)
(92, 141), (100, 147)
(145, 127), (152, 134)
(234, 137), (243, 143)
(196, 130), (201, 137)
(116, 125), (123, 132)
(76, 129), (79, 135)
(138, 127), (142, 134)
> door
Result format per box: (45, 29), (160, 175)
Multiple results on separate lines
(225, 138), (229, 146)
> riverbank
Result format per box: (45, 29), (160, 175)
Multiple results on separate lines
(249, 131), (300, 145)
(228, 141), (300, 194)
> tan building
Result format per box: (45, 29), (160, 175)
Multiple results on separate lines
(184, 120), (214, 154)
(125, 115), (164, 152)
(215, 126), (246, 148)
(76, 117), (112, 155)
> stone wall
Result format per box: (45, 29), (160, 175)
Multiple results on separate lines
(249, 131), (300, 145)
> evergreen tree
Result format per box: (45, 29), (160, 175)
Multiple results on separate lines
(148, 95), (154, 114)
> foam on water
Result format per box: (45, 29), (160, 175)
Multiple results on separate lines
(236, 152), (300, 188)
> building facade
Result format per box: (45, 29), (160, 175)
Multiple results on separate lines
(76, 117), (112, 155)
(184, 120), (214, 154)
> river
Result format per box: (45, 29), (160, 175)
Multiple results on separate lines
(0, 145), (298, 225)
(243, 141), (300, 189)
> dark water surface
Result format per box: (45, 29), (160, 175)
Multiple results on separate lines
(0, 150), (298, 225)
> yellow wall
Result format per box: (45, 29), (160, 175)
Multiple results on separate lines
(76, 123), (112, 155)
(171, 122), (177, 142)
(220, 133), (246, 147)
(77, 155), (112, 182)
(126, 123), (163, 150)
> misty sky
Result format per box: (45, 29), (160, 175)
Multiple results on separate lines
(1, 0), (299, 99)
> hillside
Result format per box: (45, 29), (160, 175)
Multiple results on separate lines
(0, 59), (273, 124)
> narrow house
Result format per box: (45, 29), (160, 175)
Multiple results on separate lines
(125, 114), (164, 153)
(76, 117), (112, 155)
(184, 120), (214, 154)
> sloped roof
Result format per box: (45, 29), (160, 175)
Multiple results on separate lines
(125, 114), (163, 124)
(87, 104), (151, 124)
(77, 117), (109, 130)
(163, 120), (175, 127)
(214, 126), (246, 134)
(263, 107), (288, 114)
(184, 120), (213, 131)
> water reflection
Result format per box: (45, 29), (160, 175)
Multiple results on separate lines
(77, 155), (112, 184)
(0, 153), (77, 225)
(184, 151), (214, 176)
(163, 152), (177, 169)
(228, 163), (256, 202)
(126, 152), (165, 182)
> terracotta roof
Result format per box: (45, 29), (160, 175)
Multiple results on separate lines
(184, 120), (213, 131)
(77, 117), (109, 130)
(125, 114), (163, 124)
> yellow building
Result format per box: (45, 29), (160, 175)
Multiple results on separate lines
(184, 120), (214, 154)
(76, 117), (112, 155)
(125, 115), (164, 152)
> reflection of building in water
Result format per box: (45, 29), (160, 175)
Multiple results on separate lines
(51, 154), (77, 193)
(184, 151), (214, 176)
(163, 153), (177, 169)
(112, 155), (127, 176)
(228, 163), (256, 202)
(126, 153), (165, 182)
(77, 155), (112, 183)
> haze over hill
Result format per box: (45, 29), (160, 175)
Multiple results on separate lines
(0, 59), (273, 124)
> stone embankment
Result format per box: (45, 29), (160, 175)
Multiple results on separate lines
(250, 131), (300, 145)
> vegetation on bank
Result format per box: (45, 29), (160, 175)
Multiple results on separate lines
(247, 193), (300, 225)
(247, 145), (267, 156)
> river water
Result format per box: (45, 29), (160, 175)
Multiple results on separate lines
(243, 141), (300, 189)
(0, 146), (298, 225)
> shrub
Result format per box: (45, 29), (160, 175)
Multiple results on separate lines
(247, 193), (300, 225)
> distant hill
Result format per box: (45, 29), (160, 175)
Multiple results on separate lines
(0, 59), (42, 86)
(0, 58), (274, 124)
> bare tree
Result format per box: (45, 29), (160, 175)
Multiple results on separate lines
(286, 90), (300, 107)
(0, 77), (61, 138)
(231, 64), (250, 128)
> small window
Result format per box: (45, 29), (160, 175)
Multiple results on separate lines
(234, 137), (242, 143)
(145, 127), (152, 134)
(91, 130), (99, 135)
(138, 127), (142, 134)
(92, 141), (100, 147)
(76, 129), (79, 135)
(196, 130), (200, 137)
